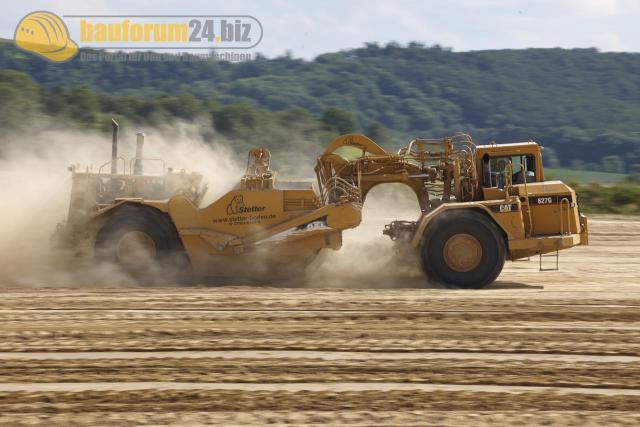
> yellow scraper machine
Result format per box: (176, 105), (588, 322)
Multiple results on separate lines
(55, 121), (588, 288)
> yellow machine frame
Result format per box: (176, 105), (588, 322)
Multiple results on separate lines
(56, 126), (588, 288)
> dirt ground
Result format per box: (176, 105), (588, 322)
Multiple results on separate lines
(0, 216), (639, 426)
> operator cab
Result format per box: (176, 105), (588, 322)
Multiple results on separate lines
(476, 142), (544, 201)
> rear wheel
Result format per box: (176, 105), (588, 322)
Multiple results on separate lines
(421, 210), (505, 289)
(95, 205), (188, 283)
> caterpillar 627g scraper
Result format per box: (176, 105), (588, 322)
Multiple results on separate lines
(55, 121), (587, 288)
(55, 121), (362, 281)
(316, 132), (588, 288)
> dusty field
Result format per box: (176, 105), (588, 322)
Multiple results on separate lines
(0, 217), (639, 426)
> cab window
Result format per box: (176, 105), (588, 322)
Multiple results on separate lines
(483, 154), (536, 188)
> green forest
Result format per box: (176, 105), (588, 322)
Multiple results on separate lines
(1, 39), (639, 176)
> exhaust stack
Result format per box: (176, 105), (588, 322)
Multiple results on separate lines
(111, 118), (119, 174)
(134, 132), (145, 175)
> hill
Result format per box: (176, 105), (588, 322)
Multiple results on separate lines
(1, 40), (639, 172)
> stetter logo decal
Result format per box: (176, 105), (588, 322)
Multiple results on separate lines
(226, 195), (245, 215)
(214, 195), (274, 226)
(225, 195), (266, 216)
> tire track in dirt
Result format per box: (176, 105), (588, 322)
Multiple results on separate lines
(0, 218), (639, 425)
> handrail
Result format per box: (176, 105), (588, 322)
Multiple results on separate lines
(98, 156), (126, 175)
(321, 176), (361, 205)
(559, 197), (571, 235)
(506, 161), (533, 236)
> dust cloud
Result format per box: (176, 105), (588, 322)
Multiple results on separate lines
(305, 184), (429, 289)
(0, 123), (427, 289)
(0, 122), (242, 287)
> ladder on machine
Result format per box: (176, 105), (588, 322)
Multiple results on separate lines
(539, 250), (559, 271)
(538, 197), (571, 272)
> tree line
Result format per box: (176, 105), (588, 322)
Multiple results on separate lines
(1, 40), (639, 173)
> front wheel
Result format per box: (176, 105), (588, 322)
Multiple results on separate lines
(421, 210), (505, 289)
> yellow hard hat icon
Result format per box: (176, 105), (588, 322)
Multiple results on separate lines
(14, 11), (78, 62)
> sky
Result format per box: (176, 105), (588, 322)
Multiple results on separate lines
(4, 0), (640, 59)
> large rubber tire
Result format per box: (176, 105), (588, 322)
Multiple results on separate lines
(95, 205), (188, 283)
(421, 210), (506, 289)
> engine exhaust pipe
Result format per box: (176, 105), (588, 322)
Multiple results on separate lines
(111, 118), (119, 174)
(134, 132), (145, 175)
